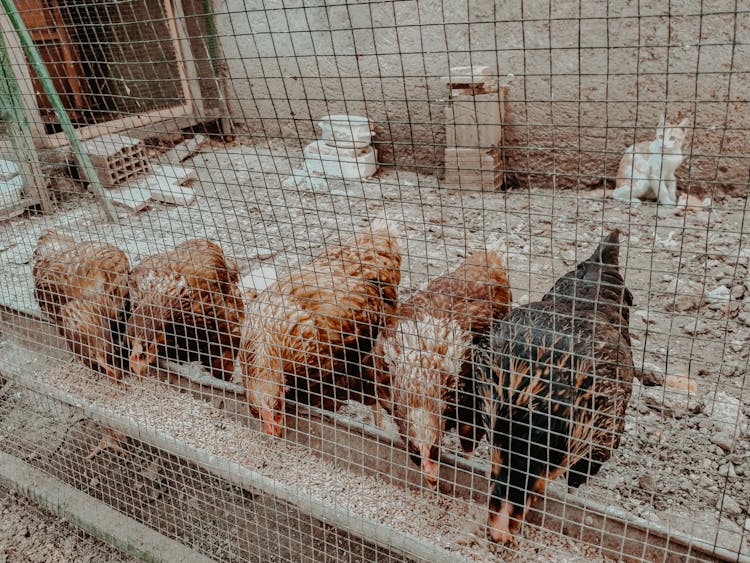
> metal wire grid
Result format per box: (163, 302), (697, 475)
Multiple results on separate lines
(0, 1), (748, 562)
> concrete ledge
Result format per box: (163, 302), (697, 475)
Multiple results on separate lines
(0, 451), (214, 563)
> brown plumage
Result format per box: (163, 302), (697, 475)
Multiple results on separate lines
(239, 219), (401, 437)
(474, 230), (634, 544)
(373, 250), (512, 485)
(32, 230), (130, 380)
(126, 239), (244, 380)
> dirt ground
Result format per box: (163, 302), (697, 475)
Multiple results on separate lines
(0, 138), (748, 559)
(0, 484), (132, 563)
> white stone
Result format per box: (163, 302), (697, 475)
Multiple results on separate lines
(664, 277), (704, 312)
(239, 265), (278, 295)
(707, 285), (731, 302)
(317, 114), (374, 148)
(716, 494), (742, 516)
(303, 140), (377, 179)
(0, 159), (19, 181)
(706, 392), (747, 435)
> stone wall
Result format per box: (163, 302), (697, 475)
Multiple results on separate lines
(215, 0), (749, 195)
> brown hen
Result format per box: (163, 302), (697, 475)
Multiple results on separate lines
(127, 239), (244, 380)
(374, 250), (512, 485)
(239, 219), (401, 436)
(33, 230), (130, 380)
(474, 230), (634, 544)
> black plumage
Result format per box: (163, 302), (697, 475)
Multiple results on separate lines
(473, 230), (634, 544)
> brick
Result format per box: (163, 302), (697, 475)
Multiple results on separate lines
(82, 134), (151, 187)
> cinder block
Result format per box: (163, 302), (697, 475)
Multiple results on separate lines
(82, 134), (151, 187)
(445, 92), (503, 148)
(443, 148), (502, 191)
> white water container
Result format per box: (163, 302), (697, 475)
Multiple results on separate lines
(317, 114), (374, 148)
(303, 140), (378, 179)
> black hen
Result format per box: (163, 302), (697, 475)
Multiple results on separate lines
(473, 230), (634, 544)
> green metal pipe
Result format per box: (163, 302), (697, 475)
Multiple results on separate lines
(1, 0), (118, 221)
(0, 19), (51, 212)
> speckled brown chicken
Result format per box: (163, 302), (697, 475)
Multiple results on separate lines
(127, 239), (244, 380)
(239, 219), (401, 437)
(474, 230), (634, 544)
(32, 230), (130, 380)
(373, 250), (512, 485)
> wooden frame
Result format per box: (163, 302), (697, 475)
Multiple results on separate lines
(0, 9), (51, 211)
(1, 0), (202, 150)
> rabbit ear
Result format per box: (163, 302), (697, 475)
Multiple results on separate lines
(678, 116), (690, 128)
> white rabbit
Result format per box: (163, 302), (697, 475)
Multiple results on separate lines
(612, 115), (690, 205)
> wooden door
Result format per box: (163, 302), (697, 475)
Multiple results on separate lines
(16, 0), (89, 121)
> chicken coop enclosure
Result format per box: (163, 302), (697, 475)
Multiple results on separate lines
(0, 1), (749, 562)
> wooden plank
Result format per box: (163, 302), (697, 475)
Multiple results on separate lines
(42, 104), (194, 148)
(167, 0), (204, 117)
(0, 10), (52, 211)
(445, 92), (503, 148)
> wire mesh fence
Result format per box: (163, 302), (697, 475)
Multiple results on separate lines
(0, 1), (748, 562)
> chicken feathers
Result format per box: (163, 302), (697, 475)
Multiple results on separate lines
(126, 239), (244, 380)
(32, 230), (130, 380)
(239, 219), (401, 437)
(374, 250), (512, 485)
(474, 230), (634, 544)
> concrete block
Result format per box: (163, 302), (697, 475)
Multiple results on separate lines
(443, 65), (499, 96)
(443, 148), (502, 191)
(445, 92), (503, 148)
(104, 185), (152, 212)
(149, 177), (196, 206)
(304, 140), (378, 179)
(150, 163), (198, 185)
